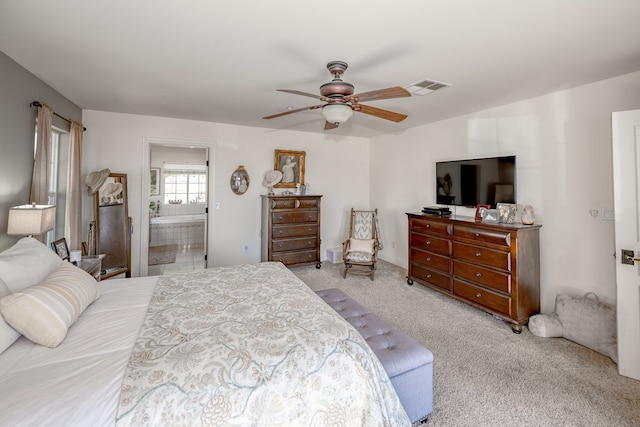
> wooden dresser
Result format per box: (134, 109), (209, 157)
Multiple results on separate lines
(261, 195), (322, 268)
(406, 213), (541, 332)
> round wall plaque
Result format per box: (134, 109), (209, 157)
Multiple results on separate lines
(230, 165), (249, 195)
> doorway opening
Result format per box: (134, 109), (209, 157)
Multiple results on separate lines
(141, 140), (213, 276)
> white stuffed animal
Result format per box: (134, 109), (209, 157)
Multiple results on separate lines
(529, 292), (617, 363)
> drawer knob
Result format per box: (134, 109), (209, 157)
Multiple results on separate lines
(426, 224), (430, 228)
(426, 274), (432, 278)
(476, 292), (482, 298)
(475, 272), (482, 278)
(425, 241), (431, 245)
(279, 216), (284, 220)
(278, 244), (283, 248)
(426, 257), (431, 261)
(279, 231), (284, 235)
(475, 252), (481, 257)
(475, 233), (480, 237)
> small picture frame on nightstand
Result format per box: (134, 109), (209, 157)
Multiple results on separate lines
(51, 238), (70, 260)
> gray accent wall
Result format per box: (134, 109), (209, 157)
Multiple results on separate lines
(0, 50), (81, 251)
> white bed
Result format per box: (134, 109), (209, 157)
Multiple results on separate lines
(0, 238), (410, 426)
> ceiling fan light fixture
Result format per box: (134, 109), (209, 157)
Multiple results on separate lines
(322, 104), (353, 124)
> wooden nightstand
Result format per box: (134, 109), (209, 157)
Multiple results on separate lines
(77, 255), (104, 281)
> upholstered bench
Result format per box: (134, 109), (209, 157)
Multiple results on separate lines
(316, 288), (433, 424)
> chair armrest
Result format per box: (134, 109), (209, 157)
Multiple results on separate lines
(342, 239), (350, 256)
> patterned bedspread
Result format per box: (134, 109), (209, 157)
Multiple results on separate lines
(116, 262), (409, 426)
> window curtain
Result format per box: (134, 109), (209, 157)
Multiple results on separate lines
(30, 104), (53, 205)
(65, 121), (83, 250)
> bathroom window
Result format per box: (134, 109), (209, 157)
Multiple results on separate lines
(163, 163), (207, 204)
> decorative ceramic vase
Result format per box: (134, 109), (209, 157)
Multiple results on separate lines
(521, 205), (535, 225)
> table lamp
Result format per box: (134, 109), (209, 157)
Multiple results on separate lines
(7, 203), (56, 236)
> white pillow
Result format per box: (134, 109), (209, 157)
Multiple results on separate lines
(0, 237), (63, 293)
(348, 238), (375, 254)
(0, 277), (21, 354)
(0, 263), (100, 348)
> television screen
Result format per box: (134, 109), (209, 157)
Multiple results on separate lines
(435, 155), (516, 207)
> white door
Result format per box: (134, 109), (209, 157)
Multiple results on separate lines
(612, 109), (640, 381)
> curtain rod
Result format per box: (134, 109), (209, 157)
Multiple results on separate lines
(30, 101), (87, 131)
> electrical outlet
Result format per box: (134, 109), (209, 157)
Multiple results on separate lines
(601, 208), (614, 221)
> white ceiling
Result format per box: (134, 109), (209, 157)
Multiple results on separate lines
(1, 0), (640, 138)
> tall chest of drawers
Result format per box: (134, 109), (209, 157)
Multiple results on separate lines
(406, 213), (541, 333)
(261, 195), (322, 268)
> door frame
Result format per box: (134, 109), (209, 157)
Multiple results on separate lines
(140, 138), (215, 276)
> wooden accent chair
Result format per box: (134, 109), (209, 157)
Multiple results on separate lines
(342, 208), (380, 280)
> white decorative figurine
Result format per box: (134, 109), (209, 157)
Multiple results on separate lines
(521, 204), (535, 225)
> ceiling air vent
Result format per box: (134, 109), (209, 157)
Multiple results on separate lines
(406, 78), (451, 96)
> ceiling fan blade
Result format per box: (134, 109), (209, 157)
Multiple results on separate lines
(324, 121), (339, 130)
(349, 86), (411, 103)
(262, 104), (323, 120)
(277, 89), (326, 101)
(355, 104), (408, 122)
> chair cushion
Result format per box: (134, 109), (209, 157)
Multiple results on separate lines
(348, 238), (374, 254)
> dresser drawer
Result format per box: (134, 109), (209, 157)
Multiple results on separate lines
(453, 225), (511, 248)
(411, 218), (451, 237)
(453, 242), (511, 271)
(271, 250), (317, 265)
(271, 237), (317, 252)
(411, 249), (450, 273)
(453, 278), (511, 316)
(411, 263), (451, 291)
(411, 233), (451, 256)
(453, 260), (511, 294)
(272, 210), (318, 224)
(297, 198), (319, 209)
(272, 224), (318, 238)
(270, 197), (320, 210)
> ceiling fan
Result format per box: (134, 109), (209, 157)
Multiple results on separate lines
(263, 61), (411, 130)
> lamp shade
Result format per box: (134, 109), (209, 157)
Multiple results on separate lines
(322, 104), (353, 124)
(7, 204), (56, 236)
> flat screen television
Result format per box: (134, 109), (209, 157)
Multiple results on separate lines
(435, 155), (516, 208)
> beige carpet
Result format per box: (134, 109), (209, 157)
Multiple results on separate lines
(148, 244), (178, 266)
(291, 260), (640, 427)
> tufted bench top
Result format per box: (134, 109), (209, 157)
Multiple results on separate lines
(316, 288), (433, 423)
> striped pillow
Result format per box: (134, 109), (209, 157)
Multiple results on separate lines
(0, 263), (100, 348)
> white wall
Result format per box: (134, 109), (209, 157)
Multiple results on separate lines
(371, 71), (640, 313)
(81, 111), (370, 275)
(81, 71), (640, 314)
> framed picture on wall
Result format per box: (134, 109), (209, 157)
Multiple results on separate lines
(150, 168), (160, 196)
(274, 149), (305, 188)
